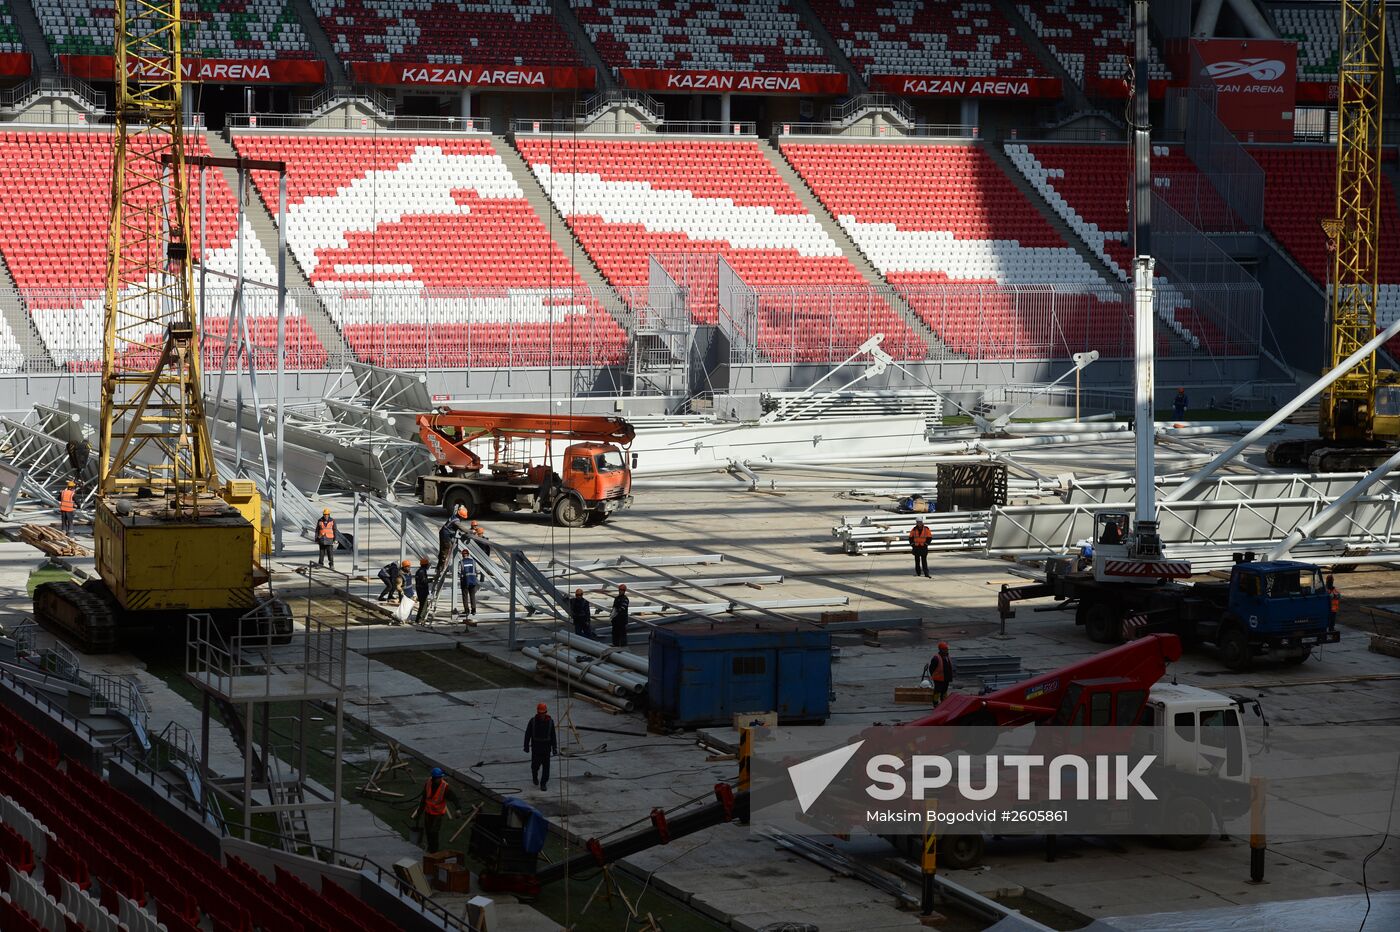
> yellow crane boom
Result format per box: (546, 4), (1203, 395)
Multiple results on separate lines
(101, 0), (214, 503)
(1323, 0), (1386, 444)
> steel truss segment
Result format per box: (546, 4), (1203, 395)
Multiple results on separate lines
(987, 492), (1400, 558)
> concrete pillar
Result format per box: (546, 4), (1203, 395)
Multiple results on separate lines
(460, 89), (473, 123)
(960, 98), (979, 132)
(720, 92), (732, 127)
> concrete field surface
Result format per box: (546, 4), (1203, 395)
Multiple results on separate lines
(3, 427), (1399, 931)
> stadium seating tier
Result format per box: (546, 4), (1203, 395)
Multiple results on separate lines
(231, 133), (625, 369)
(35, 0), (314, 59)
(0, 129), (323, 370)
(809, 0), (1044, 79)
(574, 0), (834, 73)
(518, 136), (930, 362)
(1016, 0), (1170, 87)
(311, 0), (581, 65)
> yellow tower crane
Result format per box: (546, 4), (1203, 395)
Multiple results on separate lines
(1269, 0), (1400, 471)
(34, 0), (287, 652)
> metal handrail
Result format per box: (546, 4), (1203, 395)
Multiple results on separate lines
(0, 76), (108, 112)
(775, 122), (975, 139)
(575, 89), (663, 123)
(303, 83), (393, 116)
(512, 117), (757, 136)
(828, 92), (915, 126)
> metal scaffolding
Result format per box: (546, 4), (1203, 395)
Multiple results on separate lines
(186, 605), (346, 853)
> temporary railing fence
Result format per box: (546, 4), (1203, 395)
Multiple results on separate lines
(8, 253), (1262, 378)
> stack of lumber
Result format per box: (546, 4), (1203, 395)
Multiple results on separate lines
(20, 524), (89, 557)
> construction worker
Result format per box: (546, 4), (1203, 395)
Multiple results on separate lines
(1172, 387), (1189, 420)
(58, 481), (76, 535)
(570, 588), (595, 639)
(315, 508), (337, 568)
(523, 703), (558, 791)
(929, 642), (954, 704)
(1326, 574), (1340, 629)
(436, 506), (470, 574)
(377, 559), (408, 603)
(468, 520), (491, 557)
(414, 557), (432, 624)
(457, 549), (479, 617)
(413, 766), (459, 852)
(610, 584), (630, 647)
(908, 517), (933, 577)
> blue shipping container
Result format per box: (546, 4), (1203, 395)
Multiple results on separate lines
(647, 623), (832, 728)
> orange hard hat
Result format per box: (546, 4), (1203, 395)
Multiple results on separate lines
(322, 508), (330, 515)
(575, 588), (584, 596)
(420, 557), (429, 565)
(401, 559), (412, 567)
(537, 702), (548, 713)
(938, 641), (949, 650)
(470, 520), (481, 528)
(456, 505), (469, 518)
(617, 583), (627, 592)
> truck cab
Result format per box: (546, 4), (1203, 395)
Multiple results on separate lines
(559, 442), (633, 522)
(1216, 558), (1338, 668)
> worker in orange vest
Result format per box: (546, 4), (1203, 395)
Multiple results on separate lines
(928, 642), (954, 704)
(315, 508), (337, 568)
(413, 766), (459, 852)
(58, 481), (76, 535)
(1326, 574), (1340, 629)
(908, 517), (933, 577)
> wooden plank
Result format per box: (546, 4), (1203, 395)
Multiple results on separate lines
(894, 687), (936, 704)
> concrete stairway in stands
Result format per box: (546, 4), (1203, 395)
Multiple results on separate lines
(204, 130), (354, 366)
(493, 134), (633, 331)
(7, 0), (56, 76)
(290, 0), (349, 85)
(993, 0), (1091, 112)
(551, 0), (615, 91)
(0, 253), (53, 371)
(760, 138), (953, 358)
(791, 0), (866, 94)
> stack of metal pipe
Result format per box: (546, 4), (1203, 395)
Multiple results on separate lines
(521, 631), (650, 712)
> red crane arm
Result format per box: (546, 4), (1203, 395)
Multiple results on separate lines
(906, 633), (1183, 727)
(416, 410), (637, 470)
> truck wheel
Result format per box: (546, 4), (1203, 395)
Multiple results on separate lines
(1083, 601), (1120, 644)
(937, 833), (985, 870)
(1160, 797), (1212, 851)
(442, 487), (476, 518)
(1217, 623), (1253, 671)
(1282, 647), (1312, 666)
(585, 511), (610, 527)
(553, 495), (586, 528)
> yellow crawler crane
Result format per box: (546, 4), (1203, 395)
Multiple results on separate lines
(34, 0), (286, 651)
(1269, 0), (1400, 470)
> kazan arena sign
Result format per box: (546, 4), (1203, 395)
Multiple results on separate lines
(352, 62), (596, 89)
(62, 55), (324, 84)
(621, 69), (848, 95)
(870, 74), (1062, 98)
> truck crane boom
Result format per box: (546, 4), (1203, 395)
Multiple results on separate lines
(416, 410), (636, 472)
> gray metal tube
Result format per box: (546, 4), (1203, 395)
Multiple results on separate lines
(274, 170), (288, 554)
(522, 647), (628, 696)
(1268, 446), (1400, 559)
(535, 644), (647, 693)
(1225, 0), (1276, 39)
(1193, 0), (1224, 36)
(553, 631), (650, 674)
(1164, 311), (1400, 504)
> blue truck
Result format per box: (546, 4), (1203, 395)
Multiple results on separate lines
(998, 553), (1340, 670)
